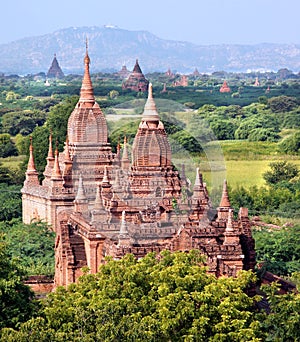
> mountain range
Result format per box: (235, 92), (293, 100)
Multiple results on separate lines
(0, 26), (299, 75)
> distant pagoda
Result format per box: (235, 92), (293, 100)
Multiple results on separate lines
(116, 64), (130, 79)
(220, 80), (231, 93)
(122, 59), (149, 92)
(47, 54), (64, 79)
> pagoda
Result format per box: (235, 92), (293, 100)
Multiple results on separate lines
(47, 54), (64, 79)
(220, 80), (231, 93)
(116, 64), (130, 79)
(122, 59), (149, 92)
(22, 48), (255, 287)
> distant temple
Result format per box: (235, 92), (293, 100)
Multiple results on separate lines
(165, 68), (174, 78)
(22, 48), (255, 287)
(253, 77), (260, 86)
(122, 59), (149, 92)
(47, 54), (64, 79)
(116, 64), (130, 79)
(220, 80), (231, 93)
(192, 68), (200, 77)
(174, 75), (188, 87)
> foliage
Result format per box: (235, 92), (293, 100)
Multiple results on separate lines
(0, 236), (37, 330)
(1, 251), (263, 341)
(253, 225), (300, 276)
(0, 134), (18, 158)
(1, 110), (46, 136)
(170, 130), (203, 153)
(263, 161), (299, 186)
(0, 219), (55, 276)
(0, 184), (22, 221)
(259, 283), (300, 341)
(279, 131), (300, 154)
(268, 95), (298, 113)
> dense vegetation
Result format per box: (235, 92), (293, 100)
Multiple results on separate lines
(1, 250), (300, 341)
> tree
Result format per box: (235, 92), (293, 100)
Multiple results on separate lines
(263, 161), (299, 186)
(0, 236), (37, 330)
(268, 95), (298, 113)
(253, 225), (300, 276)
(279, 131), (300, 154)
(0, 219), (55, 276)
(0, 134), (18, 158)
(1, 251), (263, 341)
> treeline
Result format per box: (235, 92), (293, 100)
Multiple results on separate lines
(1, 250), (300, 341)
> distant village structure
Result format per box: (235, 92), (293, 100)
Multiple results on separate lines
(47, 54), (64, 79)
(122, 59), (149, 92)
(22, 48), (256, 287)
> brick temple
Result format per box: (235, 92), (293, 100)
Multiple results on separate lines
(22, 48), (255, 287)
(47, 54), (64, 79)
(122, 59), (149, 92)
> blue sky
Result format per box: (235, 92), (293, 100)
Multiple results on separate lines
(1, 0), (299, 45)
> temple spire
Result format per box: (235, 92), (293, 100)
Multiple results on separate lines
(79, 38), (95, 106)
(75, 175), (87, 201)
(142, 83), (160, 122)
(121, 136), (130, 170)
(24, 137), (39, 186)
(27, 137), (37, 173)
(51, 143), (62, 180)
(219, 180), (231, 208)
(47, 133), (54, 159)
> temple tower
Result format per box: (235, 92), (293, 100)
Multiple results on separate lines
(122, 59), (149, 92)
(129, 83), (181, 209)
(47, 54), (64, 79)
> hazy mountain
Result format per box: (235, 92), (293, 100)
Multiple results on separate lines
(0, 26), (299, 75)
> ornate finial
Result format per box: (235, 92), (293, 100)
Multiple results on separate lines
(64, 137), (71, 162)
(121, 136), (130, 170)
(94, 183), (104, 209)
(51, 142), (62, 179)
(226, 208), (234, 232)
(219, 180), (231, 208)
(85, 36), (88, 53)
(47, 132), (54, 159)
(194, 167), (203, 187)
(75, 174), (87, 201)
(102, 166), (109, 183)
(119, 210), (129, 235)
(141, 83), (160, 121)
(27, 136), (37, 172)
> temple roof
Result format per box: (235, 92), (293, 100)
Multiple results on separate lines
(132, 59), (143, 74)
(47, 54), (64, 79)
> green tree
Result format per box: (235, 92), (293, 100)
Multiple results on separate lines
(2, 110), (46, 136)
(253, 225), (300, 276)
(279, 131), (300, 155)
(1, 251), (263, 341)
(0, 219), (55, 276)
(0, 236), (37, 329)
(268, 95), (298, 113)
(0, 133), (18, 158)
(263, 161), (299, 186)
(0, 184), (22, 221)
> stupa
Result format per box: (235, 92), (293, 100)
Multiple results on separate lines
(47, 54), (64, 79)
(122, 59), (149, 92)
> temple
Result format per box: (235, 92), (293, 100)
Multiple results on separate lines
(122, 59), (149, 92)
(22, 49), (255, 287)
(220, 80), (231, 93)
(47, 54), (64, 79)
